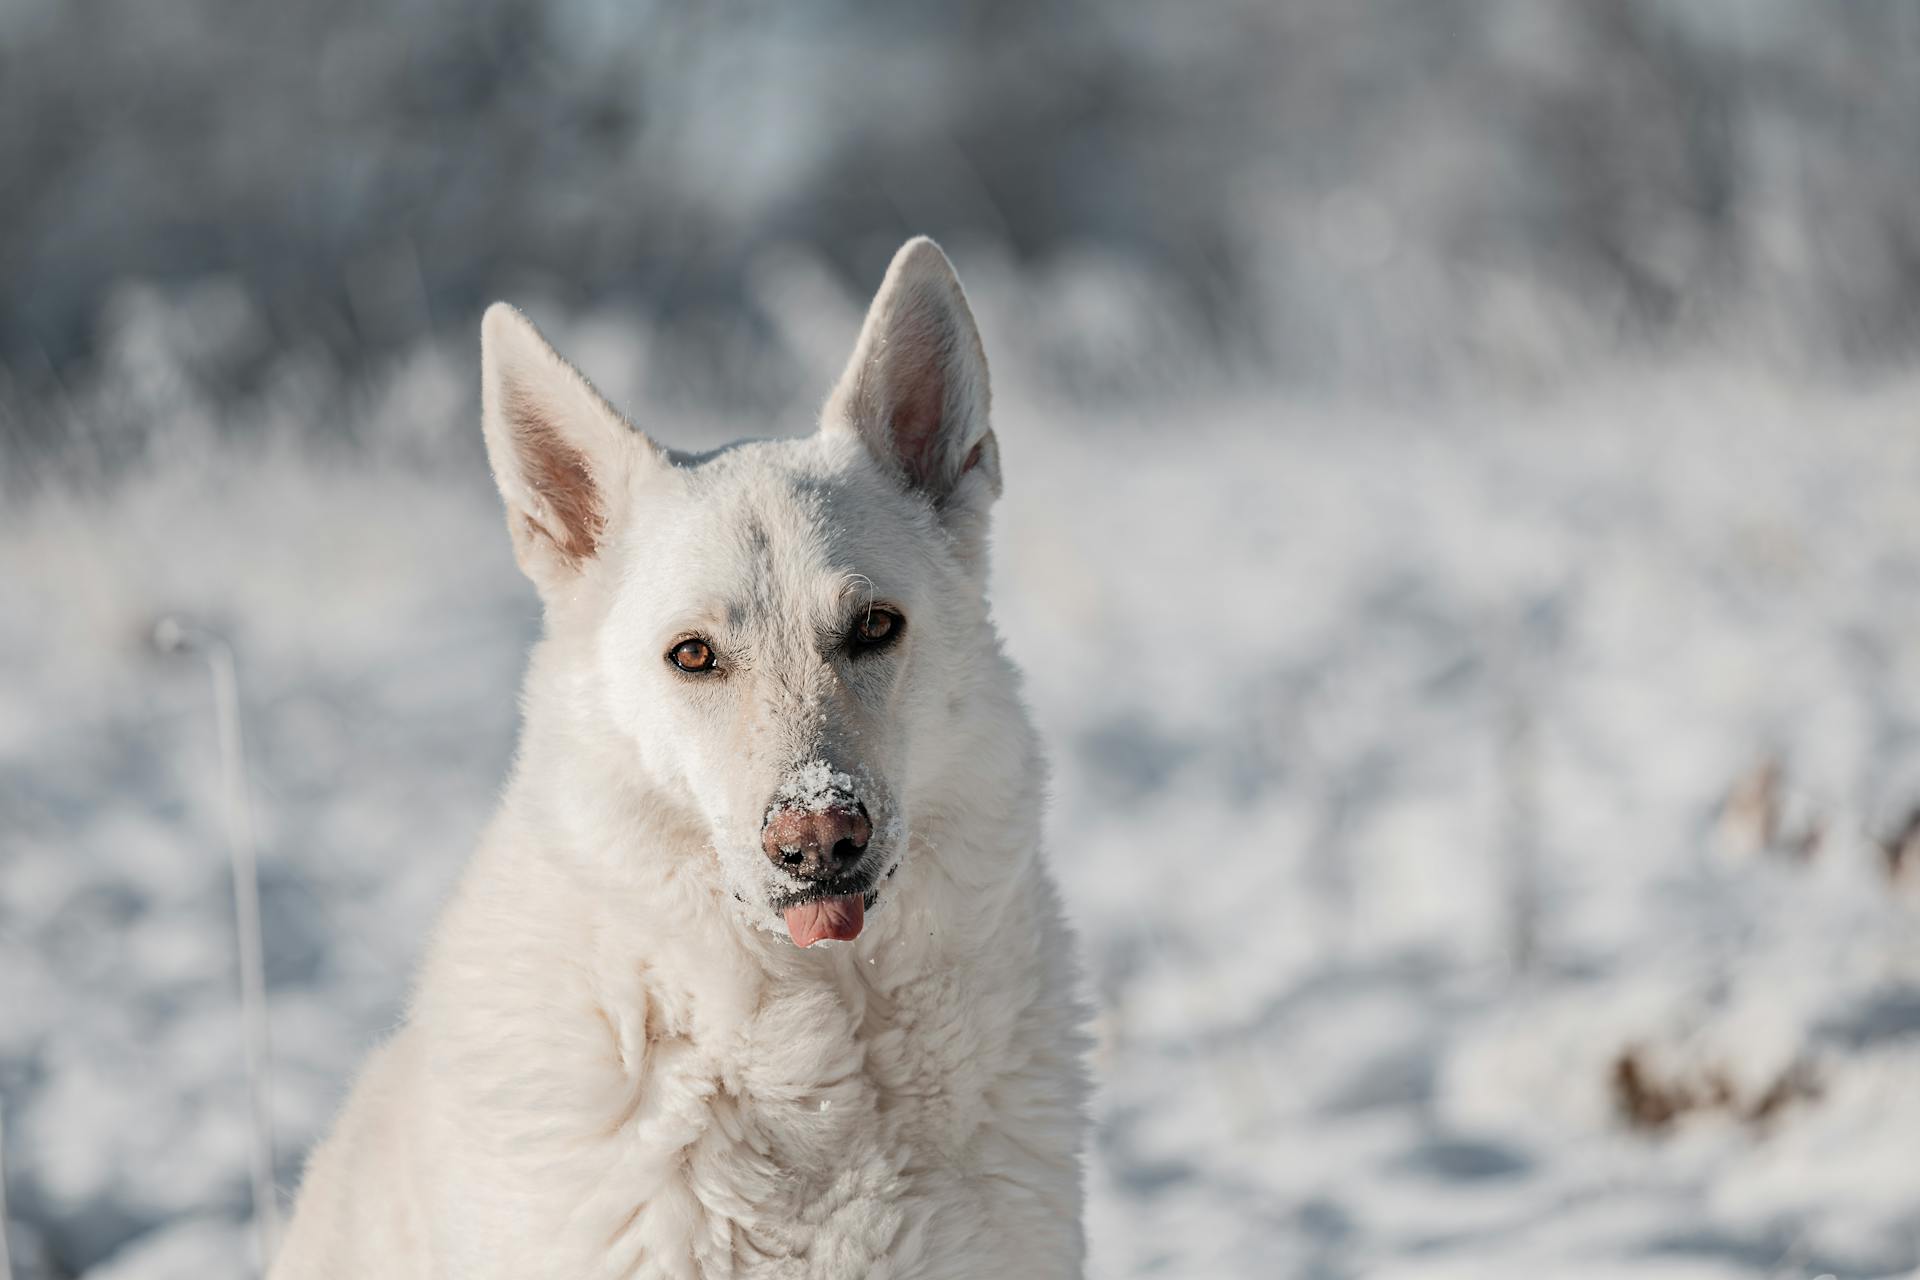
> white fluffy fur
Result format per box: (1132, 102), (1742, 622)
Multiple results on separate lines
(272, 239), (1090, 1279)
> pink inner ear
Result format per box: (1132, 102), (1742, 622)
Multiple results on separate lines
(508, 387), (604, 565)
(888, 355), (949, 489)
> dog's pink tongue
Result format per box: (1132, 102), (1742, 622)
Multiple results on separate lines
(784, 894), (865, 948)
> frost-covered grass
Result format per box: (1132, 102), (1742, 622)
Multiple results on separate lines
(4, 323), (1920, 1277)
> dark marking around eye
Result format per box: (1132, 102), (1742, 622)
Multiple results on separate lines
(850, 608), (904, 653)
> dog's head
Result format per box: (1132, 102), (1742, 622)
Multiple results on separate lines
(479, 239), (1004, 948)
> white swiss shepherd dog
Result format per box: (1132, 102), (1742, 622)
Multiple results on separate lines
(272, 238), (1091, 1279)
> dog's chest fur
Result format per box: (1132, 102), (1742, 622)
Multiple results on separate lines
(404, 850), (1077, 1280)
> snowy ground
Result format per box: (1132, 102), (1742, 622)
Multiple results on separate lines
(5, 316), (1920, 1277)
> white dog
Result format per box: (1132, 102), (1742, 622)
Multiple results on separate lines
(272, 239), (1090, 1279)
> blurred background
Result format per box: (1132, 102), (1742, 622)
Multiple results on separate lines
(6, 1), (1920, 1276)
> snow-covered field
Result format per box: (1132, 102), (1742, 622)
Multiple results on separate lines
(4, 304), (1920, 1277)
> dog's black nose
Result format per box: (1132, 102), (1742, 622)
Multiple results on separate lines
(762, 803), (870, 880)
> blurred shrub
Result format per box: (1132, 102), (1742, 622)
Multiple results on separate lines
(3, 0), (1920, 424)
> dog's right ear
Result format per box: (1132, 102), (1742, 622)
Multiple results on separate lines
(822, 238), (999, 521)
(480, 303), (662, 593)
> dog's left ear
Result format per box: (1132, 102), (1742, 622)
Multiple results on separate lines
(480, 303), (663, 595)
(823, 238), (1000, 520)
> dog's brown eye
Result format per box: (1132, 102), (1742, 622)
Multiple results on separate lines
(669, 639), (716, 673)
(851, 609), (902, 650)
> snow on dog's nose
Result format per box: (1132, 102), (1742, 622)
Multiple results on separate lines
(762, 803), (871, 881)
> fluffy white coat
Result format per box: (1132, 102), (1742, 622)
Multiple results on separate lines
(272, 239), (1090, 1279)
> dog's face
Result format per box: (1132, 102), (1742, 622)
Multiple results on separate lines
(598, 434), (988, 947)
(479, 239), (1002, 947)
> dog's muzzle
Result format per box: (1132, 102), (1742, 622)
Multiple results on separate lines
(760, 798), (878, 947)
